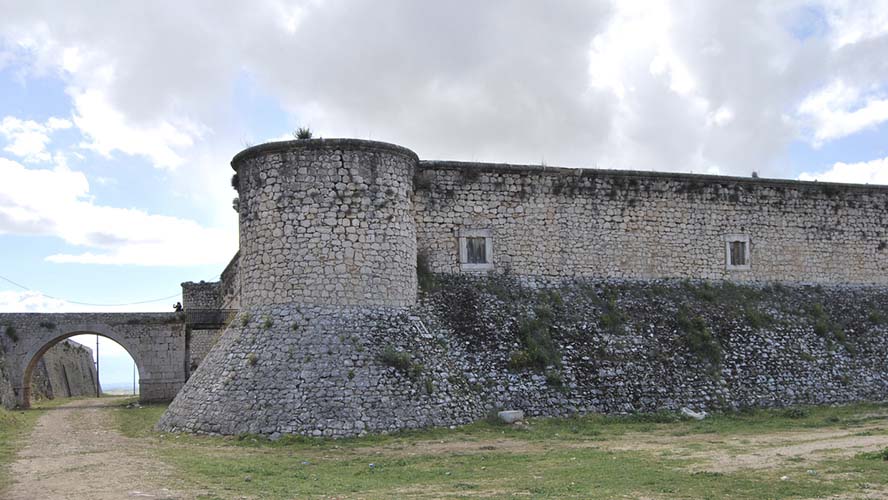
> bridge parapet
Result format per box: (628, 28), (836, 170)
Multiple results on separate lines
(0, 312), (187, 409)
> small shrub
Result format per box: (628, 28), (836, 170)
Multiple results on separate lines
(261, 316), (273, 329)
(291, 321), (300, 332)
(869, 310), (887, 325)
(378, 346), (423, 380)
(677, 308), (722, 367)
(744, 306), (772, 329)
(508, 350), (533, 370)
(545, 369), (563, 387)
(294, 127), (313, 140)
(246, 353), (258, 366)
(799, 351), (816, 362)
(599, 295), (627, 334)
(240, 313), (252, 327)
(424, 378), (434, 395)
(347, 369), (355, 380)
(231, 173), (239, 190)
(512, 304), (561, 371)
(416, 252), (437, 291)
(38, 321), (56, 330)
(858, 448), (888, 460)
(813, 319), (829, 337)
(4, 325), (17, 342)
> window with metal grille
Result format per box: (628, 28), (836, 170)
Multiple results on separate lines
(459, 229), (494, 271)
(466, 237), (487, 264)
(724, 234), (751, 270)
(730, 240), (747, 266)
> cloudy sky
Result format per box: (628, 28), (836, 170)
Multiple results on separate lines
(1, 1), (887, 383)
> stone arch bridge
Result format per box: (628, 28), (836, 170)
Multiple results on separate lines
(0, 312), (221, 409)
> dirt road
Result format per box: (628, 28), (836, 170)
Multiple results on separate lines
(8, 398), (188, 500)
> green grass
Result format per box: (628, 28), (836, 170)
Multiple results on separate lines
(0, 407), (40, 491)
(112, 401), (888, 499)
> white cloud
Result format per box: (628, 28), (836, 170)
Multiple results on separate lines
(0, 116), (72, 162)
(798, 80), (888, 144)
(798, 155), (888, 185)
(0, 0), (885, 187)
(0, 157), (236, 266)
(70, 87), (203, 170)
(824, 0), (888, 48)
(0, 290), (71, 312)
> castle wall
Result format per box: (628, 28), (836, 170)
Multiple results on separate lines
(220, 252), (241, 310)
(188, 328), (223, 371)
(415, 162), (888, 285)
(181, 282), (221, 310)
(30, 340), (97, 400)
(159, 138), (888, 439)
(232, 139), (418, 307)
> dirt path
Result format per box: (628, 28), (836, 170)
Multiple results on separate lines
(8, 398), (189, 500)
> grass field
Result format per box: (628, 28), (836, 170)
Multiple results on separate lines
(113, 402), (888, 499)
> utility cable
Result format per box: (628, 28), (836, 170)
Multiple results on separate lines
(0, 273), (220, 307)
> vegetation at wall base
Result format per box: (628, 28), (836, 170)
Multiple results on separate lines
(112, 400), (888, 500)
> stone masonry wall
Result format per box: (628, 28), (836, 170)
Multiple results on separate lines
(30, 340), (98, 400)
(159, 138), (888, 439)
(232, 139), (418, 308)
(188, 328), (223, 371)
(415, 162), (888, 284)
(0, 312), (187, 408)
(220, 252), (241, 310)
(182, 282), (221, 310)
(159, 278), (888, 438)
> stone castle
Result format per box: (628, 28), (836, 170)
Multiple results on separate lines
(157, 138), (888, 438)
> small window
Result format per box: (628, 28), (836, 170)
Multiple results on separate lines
(724, 234), (751, 270)
(465, 237), (487, 264)
(459, 229), (494, 271)
(730, 241), (747, 266)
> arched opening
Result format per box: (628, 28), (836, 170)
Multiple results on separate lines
(22, 331), (143, 409)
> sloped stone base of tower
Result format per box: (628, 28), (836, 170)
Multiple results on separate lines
(157, 305), (483, 438)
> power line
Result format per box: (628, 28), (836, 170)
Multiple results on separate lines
(0, 273), (220, 307)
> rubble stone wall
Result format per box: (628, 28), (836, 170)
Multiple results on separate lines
(182, 282), (221, 310)
(158, 278), (888, 438)
(415, 162), (888, 285)
(30, 340), (97, 400)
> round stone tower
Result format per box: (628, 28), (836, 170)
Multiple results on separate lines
(156, 139), (448, 439)
(232, 139), (418, 308)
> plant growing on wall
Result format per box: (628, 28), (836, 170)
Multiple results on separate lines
(509, 303), (562, 371)
(677, 307), (722, 368)
(4, 325), (17, 342)
(294, 127), (313, 139)
(378, 346), (423, 380)
(416, 251), (437, 292)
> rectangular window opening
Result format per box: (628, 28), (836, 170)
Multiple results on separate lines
(466, 237), (487, 264)
(459, 228), (494, 271)
(730, 241), (747, 266)
(724, 234), (751, 271)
